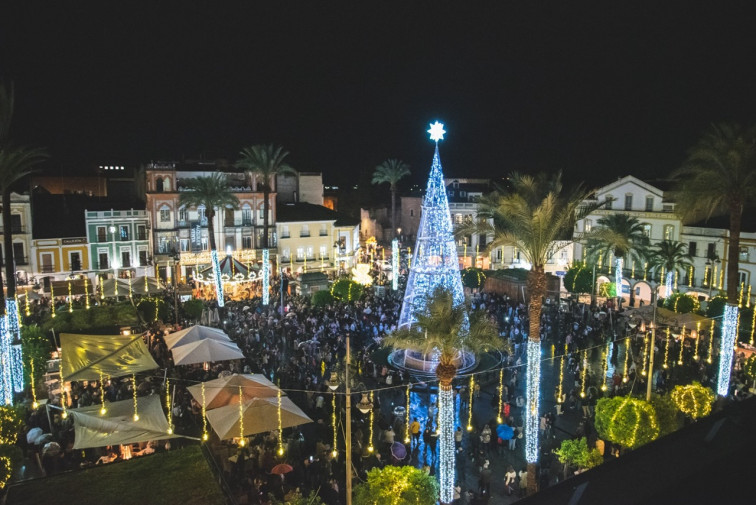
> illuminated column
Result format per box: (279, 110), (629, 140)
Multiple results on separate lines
(718, 303), (739, 396)
(5, 298), (23, 393)
(615, 257), (623, 300)
(262, 249), (270, 306)
(0, 315), (12, 404)
(391, 239), (399, 291)
(211, 249), (225, 307)
(665, 270), (674, 298)
(525, 340), (540, 464)
(438, 381), (455, 504)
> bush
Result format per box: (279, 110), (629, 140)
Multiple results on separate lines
(595, 396), (659, 449)
(650, 394), (681, 436)
(663, 293), (699, 314)
(311, 290), (334, 307)
(137, 298), (170, 323)
(354, 466), (438, 505)
(21, 325), (53, 392)
(670, 382), (715, 420)
(564, 264), (594, 295)
(182, 299), (205, 321)
(42, 303), (138, 334)
(706, 295), (727, 318)
(553, 437), (603, 470)
(461, 268), (486, 290)
(331, 279), (364, 302)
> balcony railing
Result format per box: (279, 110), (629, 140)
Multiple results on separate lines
(40, 265), (55, 273)
(0, 226), (27, 234)
(137, 232), (147, 241)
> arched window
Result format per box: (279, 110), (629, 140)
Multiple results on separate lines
(163, 177), (171, 192)
(155, 177), (164, 192)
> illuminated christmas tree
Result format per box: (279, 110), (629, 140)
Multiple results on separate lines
(398, 122), (465, 329)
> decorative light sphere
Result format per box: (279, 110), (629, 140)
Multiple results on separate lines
(61, 412), (67, 419)
(133, 414), (140, 422)
(427, 121), (446, 142)
(466, 425), (472, 432)
(167, 428), (173, 435)
(32, 402), (39, 410)
(202, 433), (209, 441)
(278, 448), (285, 456)
(100, 407), (107, 415)
(367, 445), (374, 453)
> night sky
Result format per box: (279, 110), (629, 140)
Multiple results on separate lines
(2, 3), (756, 188)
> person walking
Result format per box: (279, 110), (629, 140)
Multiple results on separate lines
(410, 418), (421, 449)
(504, 465), (517, 496)
(478, 460), (492, 496)
(518, 468), (528, 497)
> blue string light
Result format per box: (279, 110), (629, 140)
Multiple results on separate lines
(718, 303), (738, 396)
(525, 340), (541, 463)
(615, 257), (623, 298)
(262, 249), (270, 306)
(438, 383), (455, 504)
(0, 315), (12, 405)
(391, 239), (399, 291)
(6, 299), (23, 393)
(665, 271), (674, 298)
(211, 249), (225, 307)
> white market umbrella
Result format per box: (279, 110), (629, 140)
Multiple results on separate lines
(164, 325), (230, 350)
(171, 339), (244, 366)
(187, 373), (278, 410)
(205, 396), (312, 440)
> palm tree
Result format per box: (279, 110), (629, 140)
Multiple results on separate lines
(672, 123), (756, 395)
(179, 173), (239, 307)
(235, 145), (296, 249)
(466, 171), (598, 492)
(372, 159), (410, 239)
(0, 82), (47, 398)
(383, 286), (505, 504)
(585, 213), (649, 308)
(649, 240), (693, 298)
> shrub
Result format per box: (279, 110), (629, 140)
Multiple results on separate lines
(21, 325), (53, 391)
(461, 268), (486, 290)
(706, 295), (727, 319)
(595, 396), (659, 449)
(663, 293), (699, 314)
(353, 466), (438, 505)
(564, 264), (594, 295)
(331, 279), (364, 302)
(137, 298), (170, 323)
(311, 290), (334, 307)
(182, 299), (205, 321)
(553, 437), (603, 470)
(650, 393), (681, 436)
(670, 382), (715, 420)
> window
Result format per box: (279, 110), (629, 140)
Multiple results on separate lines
(642, 224), (651, 237)
(70, 252), (82, 271)
(300, 224), (310, 237)
(645, 196), (654, 212)
(97, 226), (107, 242)
(410, 209), (414, 217)
(241, 236), (252, 249)
(197, 207), (206, 224)
(306, 246), (314, 259)
(320, 224), (327, 236)
(296, 247), (304, 260)
(41, 253), (53, 273)
(688, 241), (697, 257)
(121, 250), (131, 268)
(624, 194), (633, 210)
(320, 245), (327, 259)
(584, 220), (592, 233)
(13, 243), (25, 264)
(605, 196), (613, 210)
(98, 251), (109, 270)
(739, 271), (749, 286)
(242, 208), (252, 225)
(663, 225), (674, 240)
(454, 214), (463, 225)
(159, 209), (170, 222)
(281, 225), (290, 238)
(282, 247), (291, 260)
(139, 249), (148, 266)
(740, 247), (749, 262)
(119, 225), (129, 241)
(155, 178), (164, 192)
(10, 214), (22, 233)
(178, 207), (187, 223)
(180, 239), (189, 252)
(707, 243), (717, 259)
(137, 225), (147, 241)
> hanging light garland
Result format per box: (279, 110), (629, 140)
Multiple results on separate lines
(30, 358), (38, 409)
(50, 283), (56, 318)
(750, 309), (756, 346)
(580, 349), (588, 398)
(601, 345), (609, 391)
(99, 372), (107, 415)
(556, 344), (566, 401)
(166, 379), (173, 435)
(238, 386), (245, 447)
(694, 322), (701, 361)
(60, 349), (67, 419)
(332, 393), (338, 457)
(407, 246), (411, 270)
(99, 276), (104, 301)
(277, 389), (284, 455)
(677, 325), (686, 365)
(201, 382), (208, 441)
(674, 270), (678, 290)
(404, 385), (411, 443)
(688, 266), (693, 287)
(497, 367), (504, 423)
(24, 289), (30, 317)
(719, 269), (724, 289)
(131, 374), (139, 421)
(641, 331), (649, 376)
(643, 262), (648, 281)
(128, 271), (133, 300)
(707, 320), (715, 364)
(747, 285), (752, 308)
(368, 391), (375, 453)
(622, 337), (629, 382)
(663, 328), (671, 369)
(84, 277), (90, 310)
(466, 375), (474, 430)
(144, 275), (149, 293)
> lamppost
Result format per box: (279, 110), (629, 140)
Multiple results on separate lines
(706, 257), (720, 300)
(646, 320), (656, 402)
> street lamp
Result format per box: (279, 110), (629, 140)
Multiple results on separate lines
(706, 257), (720, 300)
(112, 257), (121, 297)
(646, 321), (656, 401)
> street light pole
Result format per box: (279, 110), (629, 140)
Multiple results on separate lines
(646, 321), (656, 402)
(345, 335), (352, 505)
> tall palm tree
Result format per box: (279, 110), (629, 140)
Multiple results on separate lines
(672, 123), (756, 395)
(648, 240), (693, 297)
(0, 82), (47, 398)
(383, 286), (505, 504)
(585, 213), (649, 308)
(235, 145), (296, 249)
(372, 159), (410, 239)
(466, 172), (598, 492)
(179, 173), (239, 307)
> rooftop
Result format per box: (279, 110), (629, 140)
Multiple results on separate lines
(276, 202), (359, 227)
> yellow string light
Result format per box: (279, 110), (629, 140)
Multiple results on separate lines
(368, 391), (375, 453)
(60, 349), (67, 419)
(276, 388), (284, 455)
(641, 332), (649, 376)
(631, 262), (635, 279)
(739, 282), (744, 308)
(497, 367), (504, 423)
(144, 275), (149, 293)
(128, 271), (133, 300)
(674, 270), (678, 290)
(84, 277), (90, 310)
(114, 274), (119, 297)
(747, 285), (752, 308)
(580, 350), (588, 398)
(622, 337), (629, 383)
(407, 247), (411, 270)
(201, 382), (208, 441)
(704, 265), (710, 286)
(24, 288), (30, 316)
(677, 325), (686, 365)
(99, 276), (104, 301)
(238, 386), (245, 447)
(99, 372), (107, 415)
(466, 375), (474, 430)
(30, 358), (38, 409)
(332, 393), (338, 457)
(67, 282), (73, 312)
(132, 374), (139, 421)
(50, 283), (56, 318)
(660, 266), (665, 284)
(694, 322), (701, 361)
(719, 269), (724, 289)
(750, 309), (756, 346)
(557, 344), (567, 399)
(166, 379), (172, 434)
(601, 345), (609, 391)
(14, 294), (21, 328)
(707, 320), (714, 364)
(643, 262), (648, 281)
(404, 385), (411, 443)
(688, 266), (693, 287)
(663, 328), (670, 369)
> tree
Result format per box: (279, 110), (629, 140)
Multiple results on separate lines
(330, 278), (364, 302)
(672, 123), (756, 395)
(595, 396), (660, 450)
(178, 173), (239, 307)
(461, 267), (486, 290)
(563, 263), (594, 296)
(553, 437), (603, 473)
(353, 461), (439, 505)
(372, 159), (410, 239)
(585, 213), (649, 308)
(181, 299), (205, 321)
(383, 286), (505, 503)
(743, 355), (756, 390)
(649, 240), (693, 297)
(21, 325), (53, 395)
(670, 382), (715, 420)
(662, 292), (699, 314)
(235, 145), (296, 249)
(649, 393), (681, 436)
(464, 171), (598, 492)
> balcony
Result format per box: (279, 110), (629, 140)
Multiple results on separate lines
(137, 232), (147, 241)
(281, 233), (291, 239)
(40, 265), (55, 273)
(0, 226), (27, 235)
(300, 232), (310, 238)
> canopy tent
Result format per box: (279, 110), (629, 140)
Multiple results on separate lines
(164, 325), (230, 350)
(60, 333), (159, 381)
(187, 374), (278, 410)
(18, 290), (42, 301)
(170, 338), (244, 366)
(195, 256), (261, 283)
(99, 277), (163, 298)
(623, 306), (707, 328)
(68, 395), (178, 449)
(205, 396), (312, 440)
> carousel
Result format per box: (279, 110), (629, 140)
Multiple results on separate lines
(193, 255), (262, 301)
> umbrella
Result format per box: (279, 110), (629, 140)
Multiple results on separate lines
(164, 325), (230, 349)
(42, 442), (61, 457)
(171, 339), (244, 366)
(19, 291), (42, 301)
(26, 427), (44, 445)
(496, 424), (514, 440)
(187, 374), (279, 410)
(205, 396), (312, 440)
(390, 442), (407, 460)
(242, 306), (251, 312)
(270, 463), (294, 475)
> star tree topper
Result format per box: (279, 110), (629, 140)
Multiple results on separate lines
(427, 121), (446, 142)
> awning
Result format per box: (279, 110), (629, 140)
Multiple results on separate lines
(205, 396), (312, 440)
(623, 306), (707, 328)
(170, 339), (244, 366)
(60, 333), (159, 381)
(187, 373), (278, 410)
(164, 325), (230, 350)
(69, 395), (177, 449)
